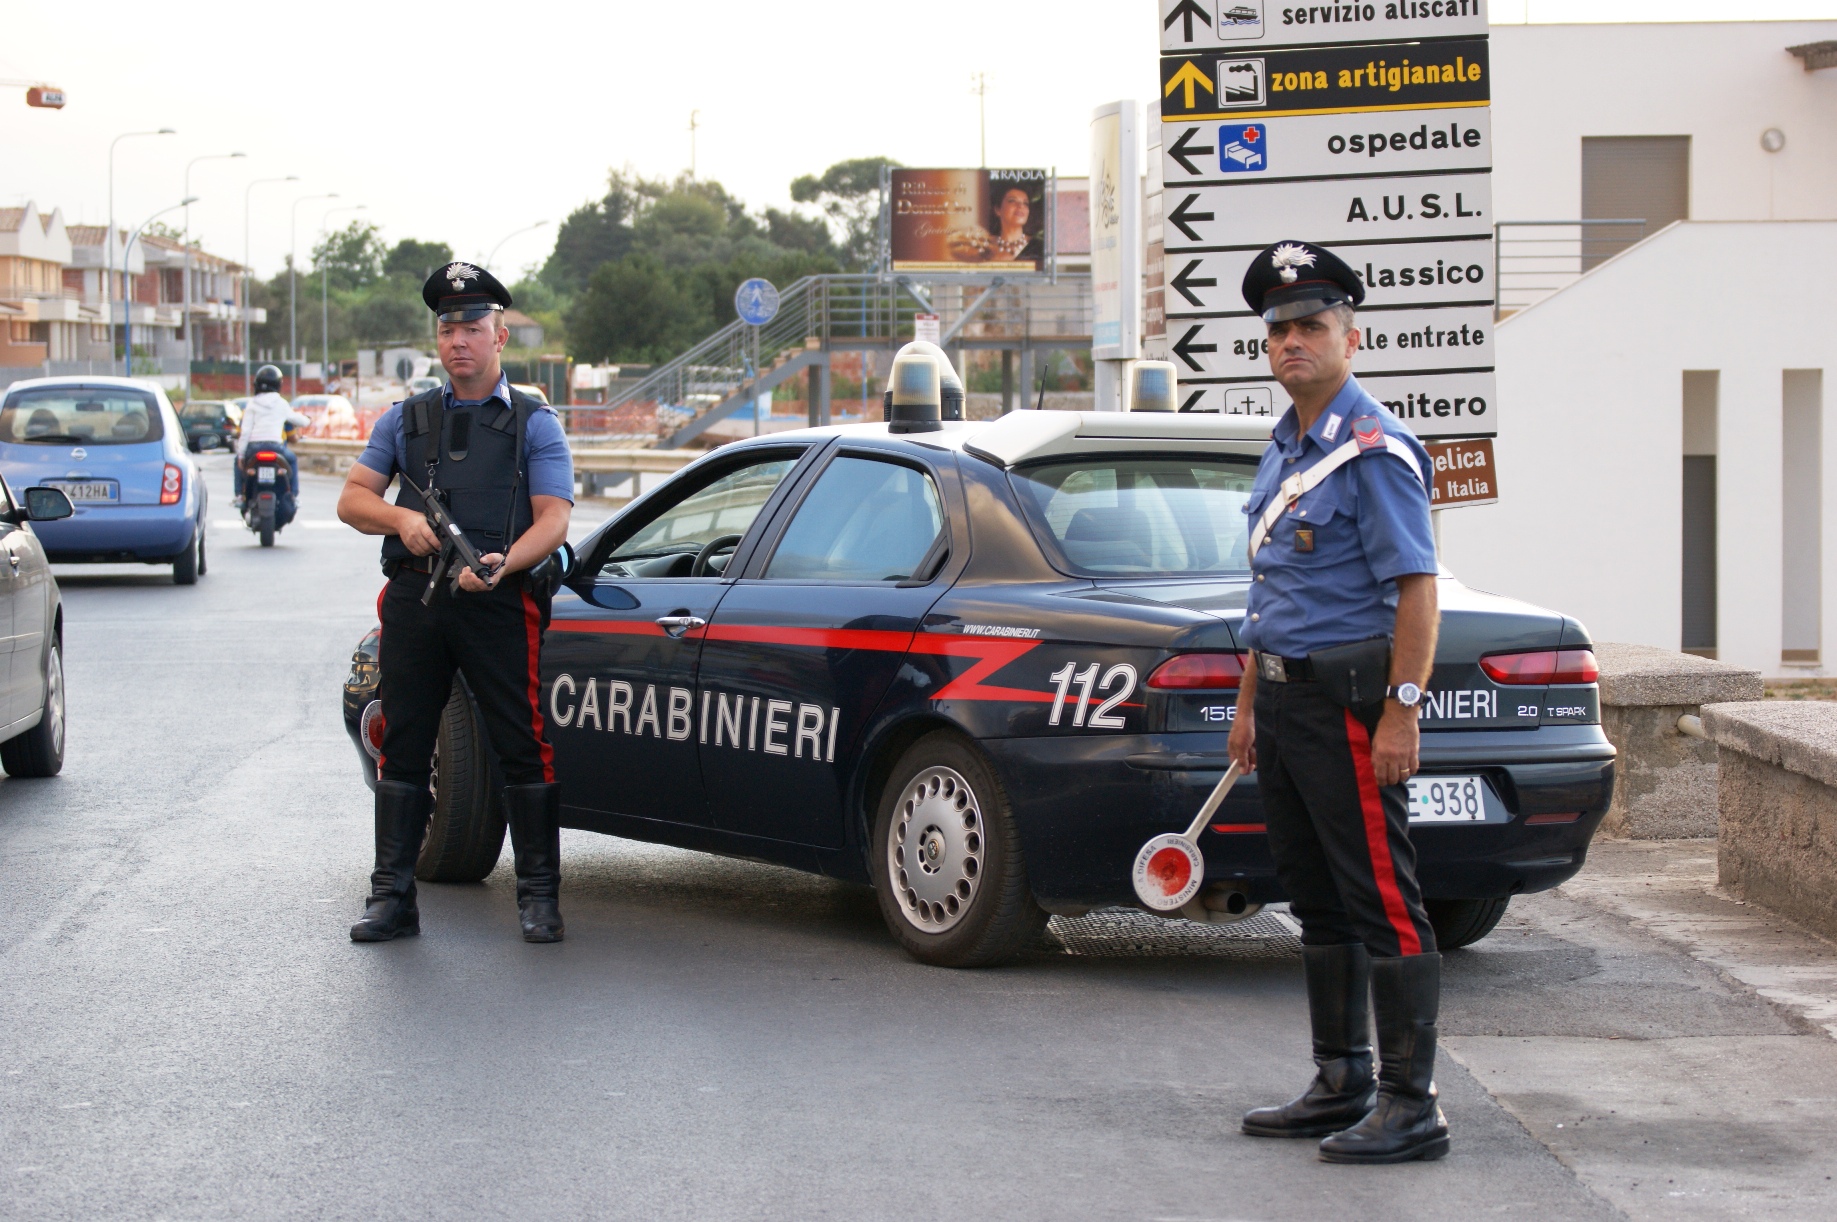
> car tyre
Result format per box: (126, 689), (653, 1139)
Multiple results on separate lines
(196, 522), (207, 576)
(871, 730), (1047, 968)
(1, 643), (65, 778)
(1425, 896), (1509, 950)
(415, 679), (507, 884)
(173, 529), (200, 585)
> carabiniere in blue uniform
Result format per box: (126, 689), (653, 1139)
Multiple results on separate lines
(1230, 239), (1451, 1165)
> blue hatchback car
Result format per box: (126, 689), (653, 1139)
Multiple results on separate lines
(0, 377), (208, 584)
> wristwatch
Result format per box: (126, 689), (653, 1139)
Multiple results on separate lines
(1386, 682), (1423, 708)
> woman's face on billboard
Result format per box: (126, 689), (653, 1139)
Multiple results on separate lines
(998, 188), (1031, 233)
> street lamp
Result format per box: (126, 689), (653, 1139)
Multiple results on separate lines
(121, 198), (198, 376)
(107, 127), (175, 366)
(485, 220), (548, 269)
(181, 151), (245, 397)
(243, 175), (299, 395)
(318, 203), (366, 390)
(289, 192), (337, 390)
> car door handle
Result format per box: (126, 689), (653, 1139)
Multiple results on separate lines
(655, 615), (706, 638)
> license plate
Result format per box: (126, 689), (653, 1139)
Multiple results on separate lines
(51, 481), (117, 503)
(1407, 775), (1486, 823)
(257, 468), (276, 484)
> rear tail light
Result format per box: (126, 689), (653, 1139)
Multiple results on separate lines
(159, 463), (183, 506)
(1524, 812), (1582, 826)
(1479, 648), (1599, 685)
(1147, 651), (1248, 690)
(254, 451), (280, 462)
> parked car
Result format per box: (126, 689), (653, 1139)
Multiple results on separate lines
(342, 411), (1615, 966)
(179, 399), (241, 452)
(0, 479), (71, 776)
(0, 377), (209, 584)
(291, 394), (360, 439)
(406, 377), (443, 397)
(510, 383), (550, 406)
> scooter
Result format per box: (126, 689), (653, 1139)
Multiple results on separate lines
(240, 446), (294, 547)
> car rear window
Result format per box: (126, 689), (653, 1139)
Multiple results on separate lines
(1011, 456), (1259, 577)
(0, 386), (164, 446)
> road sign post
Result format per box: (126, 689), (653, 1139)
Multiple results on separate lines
(1154, 0), (1498, 443)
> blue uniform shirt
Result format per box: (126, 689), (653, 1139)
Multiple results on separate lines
(1239, 375), (1437, 658)
(356, 373), (575, 502)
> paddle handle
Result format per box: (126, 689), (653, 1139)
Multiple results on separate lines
(1182, 761), (1243, 842)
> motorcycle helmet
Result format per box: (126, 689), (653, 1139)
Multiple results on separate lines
(254, 364), (284, 394)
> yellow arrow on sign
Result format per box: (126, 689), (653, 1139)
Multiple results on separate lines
(1164, 60), (1213, 110)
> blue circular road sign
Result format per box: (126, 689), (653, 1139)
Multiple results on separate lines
(734, 278), (780, 326)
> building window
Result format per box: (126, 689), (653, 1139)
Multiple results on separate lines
(1581, 135), (1690, 269)
(1681, 371), (1717, 657)
(1782, 370), (1824, 665)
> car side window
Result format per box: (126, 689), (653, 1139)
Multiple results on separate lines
(765, 455), (944, 583)
(595, 454), (801, 580)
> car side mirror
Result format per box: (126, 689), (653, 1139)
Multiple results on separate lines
(554, 541), (578, 582)
(23, 487), (73, 522)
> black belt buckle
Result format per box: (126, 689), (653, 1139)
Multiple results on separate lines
(1256, 652), (1288, 684)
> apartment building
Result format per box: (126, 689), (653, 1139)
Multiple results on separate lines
(0, 203), (92, 365)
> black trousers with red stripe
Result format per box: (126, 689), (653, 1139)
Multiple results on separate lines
(377, 570), (556, 789)
(1255, 680), (1437, 958)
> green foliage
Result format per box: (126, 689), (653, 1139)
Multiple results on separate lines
(312, 221), (387, 291)
(790, 156), (899, 271)
(384, 238), (454, 280)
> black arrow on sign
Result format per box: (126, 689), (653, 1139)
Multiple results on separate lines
(1167, 127), (1214, 176)
(1163, 0), (1211, 43)
(1179, 390), (1207, 413)
(1167, 193), (1214, 243)
(1172, 324), (1217, 372)
(1170, 259), (1216, 307)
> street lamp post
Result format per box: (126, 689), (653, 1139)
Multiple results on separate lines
(289, 192), (337, 393)
(107, 127), (175, 369)
(122, 198), (198, 376)
(484, 220), (548, 269)
(243, 176), (299, 396)
(318, 203), (366, 392)
(181, 151), (245, 398)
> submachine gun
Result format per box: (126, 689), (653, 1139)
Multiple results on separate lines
(399, 472), (499, 605)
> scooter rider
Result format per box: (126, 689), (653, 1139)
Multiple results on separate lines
(236, 365), (307, 512)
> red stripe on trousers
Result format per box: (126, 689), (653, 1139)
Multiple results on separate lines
(520, 589), (556, 783)
(374, 585), (388, 769)
(1343, 710), (1422, 956)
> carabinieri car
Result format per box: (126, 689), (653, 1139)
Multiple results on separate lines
(343, 410), (1615, 967)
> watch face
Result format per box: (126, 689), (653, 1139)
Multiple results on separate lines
(1396, 682), (1422, 706)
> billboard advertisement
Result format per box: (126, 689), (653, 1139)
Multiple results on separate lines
(890, 168), (1050, 273)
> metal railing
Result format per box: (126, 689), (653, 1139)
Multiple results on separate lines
(585, 273), (1094, 445)
(1494, 220), (1647, 318)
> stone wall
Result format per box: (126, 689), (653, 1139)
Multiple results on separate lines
(1594, 642), (1763, 838)
(1702, 701), (1837, 943)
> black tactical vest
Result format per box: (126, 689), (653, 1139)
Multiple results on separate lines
(379, 386), (539, 564)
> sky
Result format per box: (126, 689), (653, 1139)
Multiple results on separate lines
(3, 0), (1833, 279)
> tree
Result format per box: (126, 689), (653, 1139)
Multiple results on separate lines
(790, 156), (899, 271)
(383, 238), (454, 281)
(567, 255), (707, 365)
(540, 170), (648, 294)
(312, 221), (387, 291)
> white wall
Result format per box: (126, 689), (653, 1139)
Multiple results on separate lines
(1491, 21), (1837, 224)
(1439, 221), (1837, 677)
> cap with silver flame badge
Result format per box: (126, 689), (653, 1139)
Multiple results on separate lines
(1240, 240), (1365, 323)
(422, 261), (513, 322)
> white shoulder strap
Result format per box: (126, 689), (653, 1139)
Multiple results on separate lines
(1248, 434), (1424, 560)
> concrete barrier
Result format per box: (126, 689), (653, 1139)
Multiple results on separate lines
(1701, 700), (1837, 943)
(1594, 642), (1763, 838)
(290, 439), (699, 500)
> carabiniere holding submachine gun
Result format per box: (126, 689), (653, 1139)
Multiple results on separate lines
(400, 470), (500, 605)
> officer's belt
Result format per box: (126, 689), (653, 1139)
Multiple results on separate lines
(386, 555), (439, 576)
(1255, 653), (1316, 683)
(1247, 431), (1426, 561)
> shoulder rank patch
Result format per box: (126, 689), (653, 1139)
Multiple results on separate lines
(1353, 417), (1385, 452)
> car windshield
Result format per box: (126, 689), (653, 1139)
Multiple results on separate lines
(597, 456), (800, 578)
(181, 402), (226, 421)
(0, 386), (164, 445)
(1010, 456), (1259, 577)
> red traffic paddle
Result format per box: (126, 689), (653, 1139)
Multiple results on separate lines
(1131, 762), (1243, 911)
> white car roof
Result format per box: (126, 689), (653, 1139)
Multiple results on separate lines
(759, 410), (1275, 467)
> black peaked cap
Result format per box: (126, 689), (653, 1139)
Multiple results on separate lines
(423, 261), (513, 320)
(1241, 240), (1365, 322)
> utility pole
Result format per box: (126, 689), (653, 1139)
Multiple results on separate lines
(688, 110), (699, 180)
(107, 128), (175, 371)
(243, 175), (298, 397)
(971, 73), (988, 167)
(182, 151), (245, 398)
(319, 204), (366, 393)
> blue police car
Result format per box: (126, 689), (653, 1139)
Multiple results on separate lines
(343, 410), (1614, 966)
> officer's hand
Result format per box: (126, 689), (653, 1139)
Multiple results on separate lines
(457, 553), (506, 593)
(1370, 703), (1420, 787)
(1228, 706), (1256, 773)
(395, 509), (441, 557)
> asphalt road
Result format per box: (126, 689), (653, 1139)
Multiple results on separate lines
(1, 458), (1831, 1220)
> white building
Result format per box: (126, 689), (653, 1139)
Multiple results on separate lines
(1436, 21), (1837, 677)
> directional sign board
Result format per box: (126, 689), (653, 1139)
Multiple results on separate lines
(1158, 1), (1496, 440)
(1160, 0), (1489, 54)
(734, 278), (780, 327)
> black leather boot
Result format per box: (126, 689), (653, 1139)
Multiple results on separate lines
(1318, 952), (1449, 1163)
(1242, 943), (1376, 1137)
(506, 783), (564, 943)
(350, 780), (430, 942)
